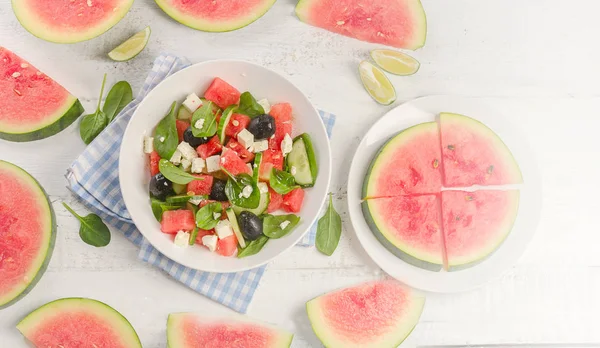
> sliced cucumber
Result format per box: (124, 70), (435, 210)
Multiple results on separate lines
(177, 105), (192, 121)
(232, 190), (270, 216)
(287, 133), (318, 187)
(172, 183), (187, 195)
(252, 152), (262, 182)
(217, 106), (235, 144)
(226, 208), (246, 248)
(166, 195), (207, 204)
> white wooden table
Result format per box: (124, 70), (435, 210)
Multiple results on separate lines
(2, 0), (600, 347)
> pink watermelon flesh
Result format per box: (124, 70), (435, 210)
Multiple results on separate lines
(306, 280), (425, 347)
(167, 313), (293, 348)
(295, 0), (427, 50)
(363, 122), (442, 198)
(0, 160), (55, 309)
(439, 112), (523, 187)
(441, 190), (520, 269)
(362, 195), (443, 271)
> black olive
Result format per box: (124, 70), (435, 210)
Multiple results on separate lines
(237, 211), (263, 241)
(183, 127), (210, 148)
(209, 179), (228, 202)
(247, 114), (276, 140)
(149, 173), (174, 200)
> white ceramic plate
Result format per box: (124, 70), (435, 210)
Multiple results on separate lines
(120, 60), (331, 273)
(347, 96), (542, 293)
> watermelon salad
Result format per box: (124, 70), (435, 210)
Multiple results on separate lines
(145, 77), (318, 257)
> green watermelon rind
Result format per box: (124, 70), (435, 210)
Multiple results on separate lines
(0, 161), (56, 309)
(17, 297), (142, 347)
(11, 0), (135, 44)
(0, 98), (84, 142)
(155, 0), (278, 33)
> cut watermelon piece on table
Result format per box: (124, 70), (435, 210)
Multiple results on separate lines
(12, 0), (134, 43)
(362, 195), (443, 271)
(187, 175), (214, 195)
(167, 313), (293, 348)
(204, 78), (241, 109)
(17, 298), (141, 348)
(161, 210), (196, 234)
(0, 47), (84, 142)
(306, 280), (424, 348)
(441, 190), (520, 270)
(282, 188), (304, 213)
(225, 113), (251, 138)
(439, 112), (523, 187)
(259, 149), (284, 181)
(196, 136), (223, 159)
(295, 0), (427, 50)
(226, 139), (255, 163)
(220, 148), (252, 176)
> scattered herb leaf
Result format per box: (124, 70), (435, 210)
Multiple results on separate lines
(191, 101), (218, 137)
(63, 203), (111, 247)
(237, 235), (269, 258)
(154, 101), (179, 159)
(316, 194), (342, 256)
(263, 214), (300, 239)
(159, 159), (202, 185)
(269, 168), (298, 195)
(195, 202), (223, 230)
(236, 92), (265, 118)
(80, 74), (109, 145)
(225, 172), (260, 209)
(103, 81), (133, 122)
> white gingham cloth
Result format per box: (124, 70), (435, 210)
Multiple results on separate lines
(65, 54), (336, 313)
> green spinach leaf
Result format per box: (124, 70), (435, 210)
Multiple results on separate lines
(191, 101), (218, 137)
(151, 198), (183, 221)
(263, 214), (300, 239)
(315, 194), (342, 256)
(269, 168), (299, 195)
(159, 159), (202, 185)
(80, 74), (109, 145)
(236, 92), (265, 118)
(195, 202), (223, 230)
(154, 101), (179, 159)
(237, 235), (269, 258)
(225, 172), (260, 209)
(63, 203), (111, 247)
(103, 81), (133, 122)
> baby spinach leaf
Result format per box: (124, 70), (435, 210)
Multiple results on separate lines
(225, 172), (260, 209)
(316, 194), (342, 256)
(80, 74), (109, 145)
(237, 235), (269, 258)
(151, 198), (183, 222)
(269, 168), (299, 195)
(159, 159), (202, 185)
(263, 214), (300, 239)
(103, 81), (133, 122)
(63, 203), (111, 247)
(195, 202), (223, 230)
(236, 92), (265, 118)
(191, 101), (218, 137)
(154, 102), (179, 159)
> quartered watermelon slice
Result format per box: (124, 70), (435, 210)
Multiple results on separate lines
(12, 0), (134, 43)
(0, 47), (84, 142)
(0, 160), (55, 309)
(167, 313), (294, 348)
(17, 298), (142, 347)
(306, 280), (425, 347)
(296, 0), (427, 50)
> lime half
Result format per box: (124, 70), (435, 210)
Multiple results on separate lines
(370, 49), (420, 76)
(108, 27), (151, 62)
(359, 61), (397, 105)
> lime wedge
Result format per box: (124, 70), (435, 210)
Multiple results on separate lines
(108, 27), (151, 62)
(370, 49), (420, 76)
(358, 61), (396, 105)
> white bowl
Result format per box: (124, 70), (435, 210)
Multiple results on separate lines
(119, 60), (331, 273)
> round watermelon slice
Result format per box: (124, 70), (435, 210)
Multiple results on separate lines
(439, 112), (523, 187)
(362, 195), (443, 271)
(441, 190), (520, 270)
(167, 312), (294, 348)
(17, 297), (142, 347)
(296, 0), (427, 50)
(306, 280), (425, 347)
(0, 47), (84, 142)
(155, 0), (278, 32)
(12, 0), (134, 43)
(0, 160), (55, 309)
(363, 122), (442, 198)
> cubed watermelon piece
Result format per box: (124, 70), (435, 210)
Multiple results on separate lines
(187, 175), (214, 195)
(196, 136), (222, 159)
(225, 114), (251, 138)
(195, 229), (215, 245)
(267, 187), (284, 213)
(204, 78), (241, 109)
(161, 210), (196, 233)
(217, 234), (238, 257)
(270, 103), (293, 122)
(270, 121), (293, 150)
(176, 120), (190, 142)
(226, 139), (255, 163)
(283, 188), (305, 213)
(220, 148), (252, 176)
(259, 149), (284, 181)
(149, 151), (161, 176)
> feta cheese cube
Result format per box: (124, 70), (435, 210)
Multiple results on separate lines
(191, 158), (205, 174)
(241, 185), (253, 198)
(194, 118), (205, 130)
(237, 129), (254, 149)
(258, 182), (268, 194)
(143, 136), (154, 154)
(188, 197), (203, 205)
(177, 142), (198, 160)
(252, 139), (269, 153)
(279, 220), (291, 230)
(213, 212), (222, 220)
(174, 231), (190, 247)
(170, 150), (182, 165)
(290, 166), (297, 176)
(215, 220), (233, 239)
(257, 99), (271, 113)
(183, 93), (203, 113)
(202, 235), (218, 252)
(206, 155), (221, 172)
(181, 159), (192, 172)
(281, 134), (293, 157)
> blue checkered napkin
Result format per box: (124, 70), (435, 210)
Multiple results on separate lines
(66, 53), (336, 313)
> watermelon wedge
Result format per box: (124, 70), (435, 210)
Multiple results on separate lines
(362, 195), (443, 271)
(167, 313), (294, 348)
(439, 112), (523, 187)
(0, 161), (55, 309)
(0, 47), (84, 142)
(441, 190), (520, 270)
(363, 122), (442, 198)
(155, 0), (278, 32)
(17, 298), (142, 347)
(12, 0), (134, 43)
(296, 0), (427, 50)
(306, 280), (425, 347)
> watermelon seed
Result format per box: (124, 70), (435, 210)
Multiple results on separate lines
(432, 159), (439, 168)
(447, 144), (455, 150)
(487, 165), (494, 174)
(337, 20), (345, 25)
(465, 195), (473, 201)
(455, 215), (461, 221)
(13, 89), (21, 96)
